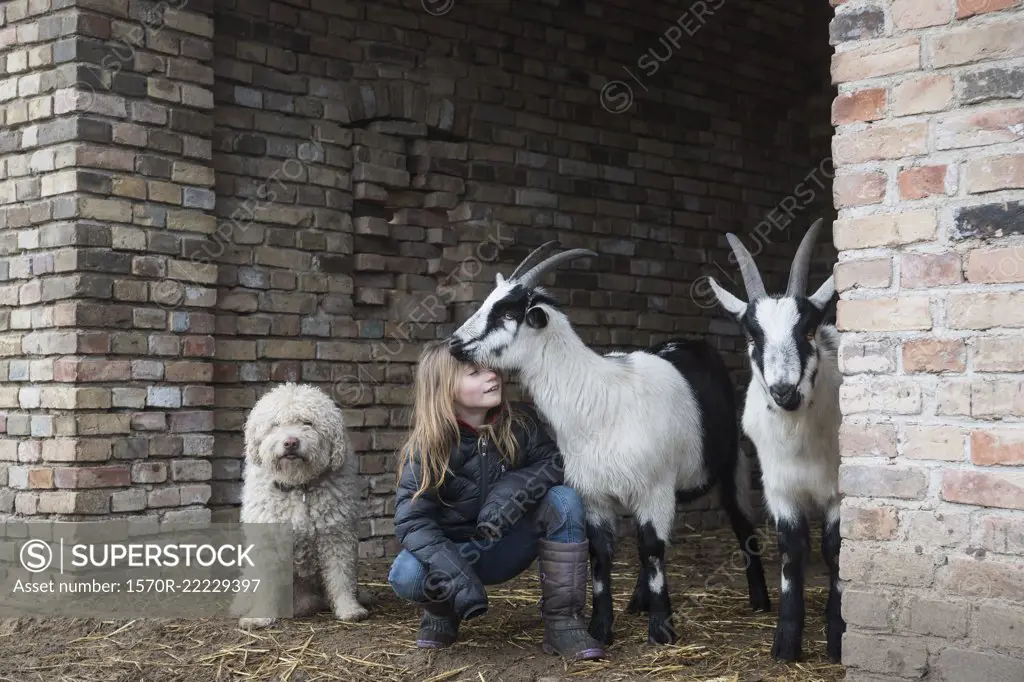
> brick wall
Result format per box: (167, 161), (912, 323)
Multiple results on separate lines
(1, 0), (834, 557)
(0, 0), (219, 523)
(831, 0), (1024, 679)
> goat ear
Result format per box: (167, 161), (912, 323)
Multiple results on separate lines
(707, 277), (747, 319)
(808, 275), (835, 311)
(525, 306), (548, 329)
(495, 272), (505, 285)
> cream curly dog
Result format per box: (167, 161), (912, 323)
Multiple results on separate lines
(236, 383), (370, 629)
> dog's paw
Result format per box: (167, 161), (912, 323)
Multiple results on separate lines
(333, 602), (369, 622)
(238, 617), (276, 630)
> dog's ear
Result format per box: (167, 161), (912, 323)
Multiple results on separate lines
(319, 404), (352, 470)
(243, 414), (264, 467)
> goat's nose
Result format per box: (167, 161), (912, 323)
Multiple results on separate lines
(769, 384), (797, 404)
(283, 436), (299, 451)
(448, 336), (464, 349)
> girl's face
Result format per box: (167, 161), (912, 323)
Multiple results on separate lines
(454, 364), (502, 413)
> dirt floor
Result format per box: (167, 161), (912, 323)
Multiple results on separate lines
(0, 526), (846, 682)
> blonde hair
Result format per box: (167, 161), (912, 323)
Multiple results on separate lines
(397, 340), (525, 501)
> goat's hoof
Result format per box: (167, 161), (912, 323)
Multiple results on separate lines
(750, 592), (772, 613)
(826, 622), (844, 663)
(771, 623), (802, 662)
(625, 594), (649, 615)
(587, 616), (614, 646)
(647, 614), (677, 645)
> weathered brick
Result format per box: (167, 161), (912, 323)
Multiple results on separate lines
(842, 421), (898, 458)
(834, 211), (937, 249)
(132, 461), (167, 484)
(833, 172), (886, 208)
(972, 604), (1024, 650)
(902, 597), (968, 639)
(832, 123), (928, 164)
(965, 154), (1024, 194)
(972, 336), (1024, 371)
(830, 7), (884, 42)
(892, 74), (954, 116)
(932, 21), (1024, 67)
(841, 463), (929, 499)
(942, 469), (1024, 510)
(902, 424), (965, 461)
(971, 429), (1024, 466)
(901, 252), (962, 288)
(947, 292), (1024, 329)
(841, 544), (939, 588)
(842, 632), (929, 678)
(980, 514), (1024, 555)
(898, 165), (953, 200)
(53, 465), (130, 489)
(961, 66), (1024, 105)
(957, 0), (1020, 16)
(170, 458), (212, 481)
(965, 246), (1024, 284)
(832, 37), (920, 83)
(937, 107), (1024, 151)
(835, 258), (892, 291)
(938, 381), (973, 415)
(841, 589), (893, 629)
(893, 0), (951, 29)
(833, 88), (887, 125)
(840, 501), (899, 540)
(840, 339), (897, 374)
(900, 510), (971, 547)
(903, 338), (965, 373)
(837, 298), (932, 332)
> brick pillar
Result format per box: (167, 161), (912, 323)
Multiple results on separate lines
(832, 1), (1024, 679)
(0, 0), (218, 523)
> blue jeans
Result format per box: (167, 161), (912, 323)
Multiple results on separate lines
(388, 485), (586, 603)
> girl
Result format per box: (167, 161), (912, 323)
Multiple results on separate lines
(388, 340), (606, 661)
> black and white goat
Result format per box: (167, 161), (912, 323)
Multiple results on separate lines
(706, 218), (844, 663)
(448, 242), (771, 646)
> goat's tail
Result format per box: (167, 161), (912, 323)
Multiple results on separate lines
(733, 444), (758, 524)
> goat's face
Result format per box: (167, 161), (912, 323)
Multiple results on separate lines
(731, 293), (831, 411)
(449, 276), (560, 371)
(448, 241), (596, 370)
(707, 219), (836, 412)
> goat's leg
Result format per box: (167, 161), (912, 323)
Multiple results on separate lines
(585, 505), (617, 647)
(717, 471), (771, 612)
(625, 521), (650, 615)
(771, 504), (810, 662)
(636, 486), (678, 645)
(822, 499), (845, 663)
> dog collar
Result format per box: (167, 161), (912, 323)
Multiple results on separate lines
(272, 469), (332, 500)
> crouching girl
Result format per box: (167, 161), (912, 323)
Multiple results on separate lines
(387, 340), (605, 661)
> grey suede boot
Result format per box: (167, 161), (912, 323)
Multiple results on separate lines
(416, 600), (460, 649)
(537, 538), (607, 661)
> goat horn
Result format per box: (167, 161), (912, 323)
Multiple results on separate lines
(725, 233), (767, 301)
(508, 240), (560, 281)
(517, 248), (598, 288)
(785, 218), (824, 297)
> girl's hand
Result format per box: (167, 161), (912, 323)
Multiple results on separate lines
(474, 520), (505, 543)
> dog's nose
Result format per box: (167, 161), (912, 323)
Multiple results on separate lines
(283, 436), (300, 452)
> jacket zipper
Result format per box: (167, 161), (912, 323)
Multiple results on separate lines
(478, 435), (489, 508)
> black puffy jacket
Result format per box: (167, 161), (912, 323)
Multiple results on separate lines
(393, 401), (565, 620)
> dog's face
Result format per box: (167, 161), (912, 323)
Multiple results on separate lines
(243, 384), (348, 484)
